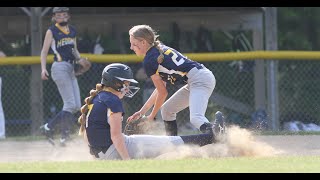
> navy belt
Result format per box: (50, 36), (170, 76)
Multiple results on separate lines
(196, 64), (205, 70)
(54, 60), (74, 64)
(196, 66), (203, 70)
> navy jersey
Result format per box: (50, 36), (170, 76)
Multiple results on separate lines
(143, 44), (203, 85)
(85, 91), (125, 149)
(49, 23), (77, 63)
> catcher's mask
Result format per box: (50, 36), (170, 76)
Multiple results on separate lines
(101, 63), (140, 98)
(52, 7), (70, 26)
(52, 7), (69, 14)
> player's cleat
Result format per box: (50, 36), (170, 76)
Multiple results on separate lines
(59, 138), (67, 147)
(199, 122), (218, 143)
(40, 123), (55, 146)
(59, 132), (72, 147)
(201, 122), (214, 134)
(213, 111), (226, 136)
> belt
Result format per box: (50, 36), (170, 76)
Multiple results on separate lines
(197, 63), (206, 69)
(54, 59), (74, 64)
(196, 65), (204, 70)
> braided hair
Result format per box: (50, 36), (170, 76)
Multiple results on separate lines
(78, 83), (103, 136)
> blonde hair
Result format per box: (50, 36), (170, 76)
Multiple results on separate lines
(129, 25), (164, 63)
(78, 83), (103, 136)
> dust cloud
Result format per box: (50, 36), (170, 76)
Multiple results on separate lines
(0, 125), (286, 162)
(156, 125), (280, 160)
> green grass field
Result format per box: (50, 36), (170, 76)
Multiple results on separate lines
(1, 156), (320, 173)
(2, 130), (320, 173)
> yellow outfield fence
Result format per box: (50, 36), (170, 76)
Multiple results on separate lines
(2, 51), (320, 66)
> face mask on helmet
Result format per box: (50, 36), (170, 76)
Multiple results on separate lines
(114, 76), (140, 98)
(120, 83), (140, 98)
(52, 7), (69, 14)
(52, 7), (70, 26)
(58, 21), (68, 26)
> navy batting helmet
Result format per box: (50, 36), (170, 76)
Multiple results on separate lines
(101, 63), (139, 98)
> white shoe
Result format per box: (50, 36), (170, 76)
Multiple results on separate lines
(213, 111), (226, 136)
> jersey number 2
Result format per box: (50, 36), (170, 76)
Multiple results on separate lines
(164, 49), (185, 66)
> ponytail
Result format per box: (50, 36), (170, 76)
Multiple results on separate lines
(154, 40), (164, 64)
(78, 83), (103, 136)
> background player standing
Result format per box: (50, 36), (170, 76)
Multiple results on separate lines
(40, 7), (90, 146)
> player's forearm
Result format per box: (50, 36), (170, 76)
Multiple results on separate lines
(111, 134), (130, 160)
(40, 51), (48, 71)
(150, 91), (167, 119)
(72, 47), (81, 59)
(139, 89), (157, 115)
(41, 30), (53, 71)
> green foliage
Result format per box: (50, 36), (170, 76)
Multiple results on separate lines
(100, 34), (122, 54)
(278, 7), (320, 50)
(278, 8), (320, 125)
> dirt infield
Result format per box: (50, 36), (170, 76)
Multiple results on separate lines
(1, 126), (320, 162)
(0, 137), (93, 162)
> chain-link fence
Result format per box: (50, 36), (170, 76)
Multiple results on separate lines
(2, 59), (319, 137)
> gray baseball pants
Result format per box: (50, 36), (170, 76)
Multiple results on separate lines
(161, 66), (216, 130)
(51, 61), (81, 114)
(96, 134), (184, 160)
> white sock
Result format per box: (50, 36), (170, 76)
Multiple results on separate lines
(44, 123), (50, 131)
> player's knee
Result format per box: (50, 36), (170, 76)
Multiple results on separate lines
(161, 103), (168, 112)
(161, 107), (176, 120)
(74, 104), (81, 113)
(161, 103), (174, 114)
(64, 104), (79, 114)
(71, 106), (81, 114)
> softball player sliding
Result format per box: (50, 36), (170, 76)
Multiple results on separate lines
(127, 24), (225, 136)
(79, 63), (218, 160)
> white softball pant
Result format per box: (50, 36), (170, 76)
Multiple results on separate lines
(161, 66), (216, 130)
(96, 134), (184, 160)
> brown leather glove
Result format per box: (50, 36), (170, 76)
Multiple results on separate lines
(124, 116), (153, 135)
(74, 57), (91, 76)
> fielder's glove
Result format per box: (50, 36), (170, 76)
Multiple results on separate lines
(74, 57), (91, 76)
(124, 115), (153, 135)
